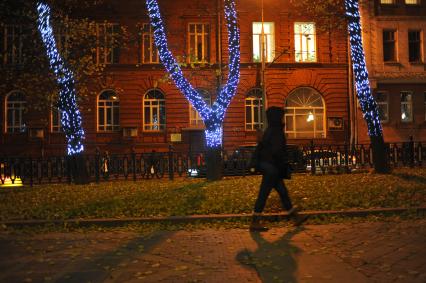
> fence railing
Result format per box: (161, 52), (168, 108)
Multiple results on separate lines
(1, 141), (425, 186)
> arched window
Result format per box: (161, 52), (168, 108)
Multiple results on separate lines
(143, 89), (165, 131)
(189, 89), (211, 127)
(285, 87), (325, 138)
(5, 91), (26, 133)
(245, 88), (263, 130)
(98, 90), (120, 131)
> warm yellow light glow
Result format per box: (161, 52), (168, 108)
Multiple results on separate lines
(0, 177), (23, 188)
(307, 112), (314, 122)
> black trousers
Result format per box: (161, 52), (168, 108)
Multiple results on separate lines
(254, 161), (293, 213)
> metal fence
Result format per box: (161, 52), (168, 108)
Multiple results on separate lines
(1, 140), (425, 186)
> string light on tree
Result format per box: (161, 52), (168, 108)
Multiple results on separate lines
(145, 0), (240, 148)
(36, 1), (85, 155)
(345, 0), (382, 137)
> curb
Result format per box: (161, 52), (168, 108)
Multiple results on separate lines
(2, 206), (426, 228)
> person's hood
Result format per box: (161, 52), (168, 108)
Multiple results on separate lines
(266, 106), (284, 127)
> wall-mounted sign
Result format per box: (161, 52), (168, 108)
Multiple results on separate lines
(170, 133), (182, 142)
(328, 117), (344, 131)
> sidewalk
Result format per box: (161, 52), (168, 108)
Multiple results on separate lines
(0, 219), (425, 283)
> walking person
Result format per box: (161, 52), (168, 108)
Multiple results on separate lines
(250, 106), (308, 231)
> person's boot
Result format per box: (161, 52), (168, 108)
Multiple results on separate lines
(249, 214), (269, 232)
(287, 205), (309, 226)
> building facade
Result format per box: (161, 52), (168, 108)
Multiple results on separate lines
(3, 0), (351, 156)
(358, 0), (426, 143)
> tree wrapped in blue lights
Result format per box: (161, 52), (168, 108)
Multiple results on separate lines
(36, 1), (85, 156)
(345, 0), (389, 173)
(145, 0), (240, 149)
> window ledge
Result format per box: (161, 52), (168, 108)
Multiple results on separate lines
(409, 61), (424, 66)
(384, 61), (401, 66)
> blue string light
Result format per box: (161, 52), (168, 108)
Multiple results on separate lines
(36, 2), (85, 155)
(345, 0), (383, 137)
(145, 0), (240, 148)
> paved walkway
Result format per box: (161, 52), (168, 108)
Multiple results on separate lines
(0, 219), (425, 283)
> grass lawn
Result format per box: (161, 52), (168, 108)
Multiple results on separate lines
(0, 168), (425, 221)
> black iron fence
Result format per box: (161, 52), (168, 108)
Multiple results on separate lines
(1, 140), (425, 186)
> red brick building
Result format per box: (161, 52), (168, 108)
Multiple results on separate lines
(1, 0), (356, 156)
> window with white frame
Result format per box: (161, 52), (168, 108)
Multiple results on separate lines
(245, 88), (264, 130)
(143, 89), (166, 131)
(96, 23), (120, 65)
(252, 22), (275, 63)
(401, 91), (413, 122)
(98, 90), (120, 131)
(141, 23), (159, 64)
(1, 25), (24, 65)
(294, 23), (316, 62)
(375, 92), (389, 123)
(405, 0), (420, 4)
(408, 30), (422, 62)
(188, 23), (210, 63)
(51, 106), (62, 133)
(6, 91), (26, 133)
(285, 87), (325, 138)
(381, 0), (395, 4)
(383, 30), (397, 62)
(55, 25), (70, 57)
(189, 89), (211, 127)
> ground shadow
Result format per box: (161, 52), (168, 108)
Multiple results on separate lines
(236, 227), (304, 283)
(393, 172), (426, 184)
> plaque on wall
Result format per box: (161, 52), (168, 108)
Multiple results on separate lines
(170, 133), (182, 142)
(328, 117), (344, 131)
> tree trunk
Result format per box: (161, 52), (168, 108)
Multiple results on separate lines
(205, 147), (223, 181)
(370, 135), (390, 174)
(69, 154), (90, 184)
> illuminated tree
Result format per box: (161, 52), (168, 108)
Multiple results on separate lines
(345, 0), (390, 173)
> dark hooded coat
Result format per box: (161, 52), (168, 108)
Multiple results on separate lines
(259, 107), (288, 169)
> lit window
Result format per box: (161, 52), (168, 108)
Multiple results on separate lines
(252, 22), (275, 62)
(381, 0), (395, 4)
(405, 0), (420, 4)
(383, 30), (397, 62)
(189, 89), (211, 127)
(98, 90), (120, 131)
(294, 23), (316, 62)
(51, 106), (62, 133)
(143, 89), (166, 131)
(141, 23), (159, 64)
(1, 25), (24, 65)
(245, 88), (264, 130)
(285, 87), (325, 138)
(188, 23), (210, 63)
(375, 92), (389, 123)
(400, 91), (413, 122)
(408, 30), (422, 62)
(96, 23), (120, 65)
(5, 91), (26, 133)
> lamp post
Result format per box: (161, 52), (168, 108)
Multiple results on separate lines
(260, 0), (267, 130)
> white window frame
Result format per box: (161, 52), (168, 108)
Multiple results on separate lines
(2, 25), (24, 66)
(188, 23), (210, 63)
(294, 22), (317, 63)
(141, 23), (159, 64)
(143, 89), (166, 131)
(5, 91), (26, 133)
(252, 22), (275, 63)
(245, 88), (264, 130)
(189, 89), (211, 128)
(285, 87), (326, 139)
(400, 91), (413, 123)
(376, 91), (389, 123)
(96, 23), (120, 65)
(51, 106), (62, 133)
(97, 90), (120, 132)
(383, 29), (397, 62)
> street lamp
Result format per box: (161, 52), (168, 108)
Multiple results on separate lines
(260, 0), (267, 130)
